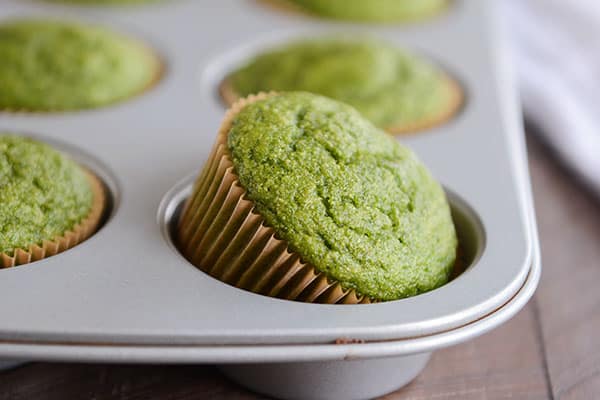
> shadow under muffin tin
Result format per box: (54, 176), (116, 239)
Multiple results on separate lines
(0, 1), (539, 400)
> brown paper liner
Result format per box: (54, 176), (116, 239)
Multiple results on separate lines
(0, 40), (163, 114)
(177, 92), (373, 304)
(0, 171), (106, 268)
(219, 75), (463, 136)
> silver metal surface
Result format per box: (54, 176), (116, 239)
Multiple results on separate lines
(0, 11), (540, 400)
(0, 223), (540, 393)
(219, 353), (432, 400)
(0, 240), (540, 400)
(0, 0), (536, 349)
(0, 237), (541, 364)
(0, 2), (541, 396)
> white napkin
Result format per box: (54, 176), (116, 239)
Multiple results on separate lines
(504, 0), (600, 197)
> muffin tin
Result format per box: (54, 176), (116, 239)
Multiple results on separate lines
(0, 1), (540, 399)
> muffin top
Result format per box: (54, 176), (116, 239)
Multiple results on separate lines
(0, 135), (93, 255)
(228, 38), (456, 131)
(0, 20), (160, 111)
(288, 0), (447, 22)
(227, 92), (457, 300)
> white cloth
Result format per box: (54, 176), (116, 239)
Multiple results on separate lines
(504, 0), (600, 197)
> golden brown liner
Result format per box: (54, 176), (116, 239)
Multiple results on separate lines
(177, 92), (373, 304)
(219, 75), (463, 136)
(0, 40), (163, 114)
(0, 171), (106, 268)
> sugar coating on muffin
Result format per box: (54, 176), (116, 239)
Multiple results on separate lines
(227, 92), (457, 300)
(287, 0), (448, 22)
(0, 20), (161, 111)
(0, 135), (93, 255)
(226, 38), (461, 133)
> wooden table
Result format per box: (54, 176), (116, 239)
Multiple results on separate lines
(1, 133), (599, 399)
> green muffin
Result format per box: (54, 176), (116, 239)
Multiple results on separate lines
(0, 135), (104, 266)
(0, 20), (161, 112)
(179, 92), (457, 302)
(285, 0), (448, 22)
(222, 38), (462, 134)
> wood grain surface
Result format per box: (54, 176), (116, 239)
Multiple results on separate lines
(0, 133), (598, 399)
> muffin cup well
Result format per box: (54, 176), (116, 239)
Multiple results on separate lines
(0, 171), (106, 268)
(218, 75), (463, 135)
(177, 93), (373, 304)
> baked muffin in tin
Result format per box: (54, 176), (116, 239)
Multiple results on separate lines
(178, 92), (457, 303)
(222, 38), (462, 134)
(0, 135), (106, 267)
(0, 19), (162, 112)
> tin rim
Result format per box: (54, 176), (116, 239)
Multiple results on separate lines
(0, 238), (539, 362)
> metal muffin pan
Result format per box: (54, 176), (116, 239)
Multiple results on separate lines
(0, 0), (539, 399)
